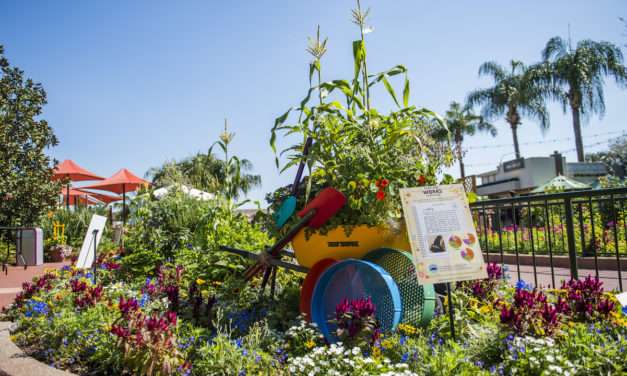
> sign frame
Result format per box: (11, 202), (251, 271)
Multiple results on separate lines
(400, 184), (487, 284)
(76, 214), (107, 269)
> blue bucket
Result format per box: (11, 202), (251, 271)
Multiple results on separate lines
(310, 259), (402, 342)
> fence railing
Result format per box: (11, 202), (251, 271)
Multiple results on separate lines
(470, 187), (627, 291)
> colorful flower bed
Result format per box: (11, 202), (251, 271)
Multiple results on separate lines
(3, 247), (626, 375)
(474, 205), (627, 256)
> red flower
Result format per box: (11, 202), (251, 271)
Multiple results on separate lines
(418, 175), (426, 186)
(376, 190), (385, 201)
(380, 179), (389, 188)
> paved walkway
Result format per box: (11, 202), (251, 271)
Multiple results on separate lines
(0, 262), (70, 310)
(504, 264), (626, 292)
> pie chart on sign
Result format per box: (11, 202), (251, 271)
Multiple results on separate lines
(461, 247), (474, 262)
(448, 235), (462, 249)
(463, 233), (477, 246)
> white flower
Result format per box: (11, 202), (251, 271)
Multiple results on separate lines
(352, 347), (360, 355)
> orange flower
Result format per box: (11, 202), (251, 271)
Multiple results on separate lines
(418, 175), (426, 186)
(376, 190), (386, 201)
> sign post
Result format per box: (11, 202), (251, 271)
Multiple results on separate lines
(400, 184), (487, 340)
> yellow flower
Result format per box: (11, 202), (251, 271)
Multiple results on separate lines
(305, 340), (315, 349)
(479, 304), (493, 314)
(372, 346), (382, 358)
(398, 323), (417, 336)
(196, 278), (206, 286)
(381, 338), (395, 349)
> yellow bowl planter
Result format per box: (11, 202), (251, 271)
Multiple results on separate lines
(292, 225), (411, 268)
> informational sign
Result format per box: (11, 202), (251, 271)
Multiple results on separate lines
(616, 292), (627, 308)
(76, 214), (107, 269)
(400, 184), (487, 284)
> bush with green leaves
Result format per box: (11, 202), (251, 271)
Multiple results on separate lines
(39, 206), (113, 249)
(122, 190), (270, 281)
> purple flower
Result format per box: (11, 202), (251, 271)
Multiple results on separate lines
(119, 297), (139, 316)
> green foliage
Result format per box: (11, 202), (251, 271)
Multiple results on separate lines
(538, 37), (627, 161)
(467, 60), (555, 160)
(586, 135), (627, 178)
(477, 201), (627, 256)
(190, 318), (279, 376)
(433, 101), (496, 178)
(39, 206), (112, 249)
(147, 121), (261, 201)
(0, 45), (61, 226)
(270, 12), (453, 234)
(122, 190), (270, 281)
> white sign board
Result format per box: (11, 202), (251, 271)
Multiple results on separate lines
(76, 214), (107, 269)
(615, 292), (627, 308)
(400, 184), (487, 284)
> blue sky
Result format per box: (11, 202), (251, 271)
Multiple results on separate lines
(2, 1), (626, 205)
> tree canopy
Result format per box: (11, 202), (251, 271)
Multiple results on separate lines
(147, 123), (261, 201)
(0, 45), (60, 226)
(586, 135), (627, 179)
(433, 101), (495, 179)
(538, 37), (627, 161)
(467, 60), (553, 160)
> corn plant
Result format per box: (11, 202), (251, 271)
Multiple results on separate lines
(270, 2), (454, 234)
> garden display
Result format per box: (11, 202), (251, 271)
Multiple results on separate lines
(1, 3), (626, 376)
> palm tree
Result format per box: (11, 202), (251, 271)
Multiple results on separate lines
(467, 60), (552, 160)
(539, 37), (627, 162)
(435, 101), (496, 179)
(147, 123), (261, 201)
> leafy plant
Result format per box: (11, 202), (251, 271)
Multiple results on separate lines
(270, 4), (452, 235)
(147, 120), (261, 201)
(0, 45), (61, 227)
(467, 60), (555, 160)
(537, 37), (627, 161)
(332, 297), (380, 348)
(432, 101), (496, 179)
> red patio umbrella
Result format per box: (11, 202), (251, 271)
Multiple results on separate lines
(52, 160), (104, 210)
(60, 188), (101, 207)
(75, 189), (122, 204)
(81, 168), (149, 225)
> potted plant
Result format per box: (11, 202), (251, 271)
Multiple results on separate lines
(46, 220), (72, 262)
(268, 3), (454, 267)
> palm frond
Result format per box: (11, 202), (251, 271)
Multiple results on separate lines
(542, 36), (568, 61)
(478, 61), (507, 82)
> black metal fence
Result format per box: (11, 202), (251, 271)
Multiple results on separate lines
(470, 187), (627, 291)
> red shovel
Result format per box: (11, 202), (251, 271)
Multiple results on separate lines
(243, 187), (346, 282)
